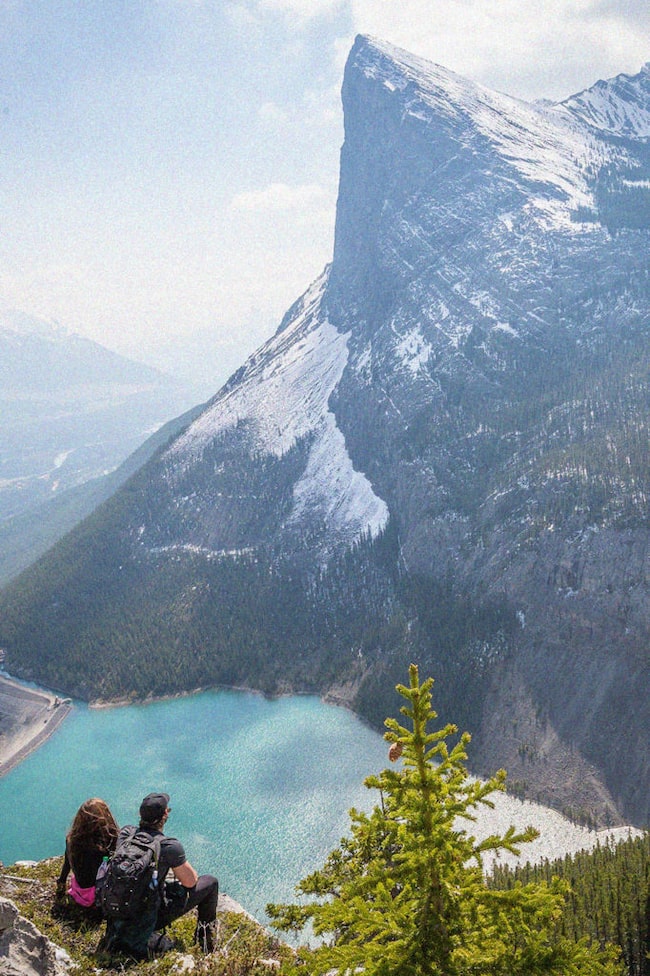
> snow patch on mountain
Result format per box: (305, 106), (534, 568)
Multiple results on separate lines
(393, 326), (432, 374)
(492, 322), (519, 338)
(168, 275), (338, 461)
(289, 411), (388, 545)
(168, 272), (388, 545)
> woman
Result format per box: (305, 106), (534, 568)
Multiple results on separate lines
(56, 798), (119, 910)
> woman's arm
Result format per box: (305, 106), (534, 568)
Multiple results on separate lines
(56, 848), (71, 894)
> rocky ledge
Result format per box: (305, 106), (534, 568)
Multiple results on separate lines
(0, 860), (286, 976)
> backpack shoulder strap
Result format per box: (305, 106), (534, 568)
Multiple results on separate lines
(116, 825), (138, 851)
(130, 828), (162, 863)
(147, 833), (162, 867)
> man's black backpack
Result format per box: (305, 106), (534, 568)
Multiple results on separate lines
(96, 827), (162, 921)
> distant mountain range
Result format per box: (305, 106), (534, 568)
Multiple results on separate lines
(0, 305), (204, 581)
(1, 37), (649, 828)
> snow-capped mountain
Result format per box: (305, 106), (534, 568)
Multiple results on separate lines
(562, 62), (650, 137)
(2, 37), (649, 828)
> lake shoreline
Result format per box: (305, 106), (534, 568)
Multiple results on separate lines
(89, 682), (266, 710)
(0, 671), (381, 778)
(0, 674), (73, 778)
(0, 676), (275, 776)
(89, 679), (382, 733)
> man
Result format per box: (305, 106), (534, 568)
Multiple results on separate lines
(107, 792), (219, 957)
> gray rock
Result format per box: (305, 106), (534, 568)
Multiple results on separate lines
(0, 898), (72, 976)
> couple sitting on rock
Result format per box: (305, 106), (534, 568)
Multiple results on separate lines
(56, 792), (219, 958)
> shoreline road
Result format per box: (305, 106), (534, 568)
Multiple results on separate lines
(0, 675), (72, 778)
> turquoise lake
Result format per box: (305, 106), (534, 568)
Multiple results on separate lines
(0, 689), (387, 923)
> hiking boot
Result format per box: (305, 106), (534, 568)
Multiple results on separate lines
(194, 919), (219, 953)
(147, 932), (175, 958)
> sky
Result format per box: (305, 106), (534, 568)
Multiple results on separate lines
(1, 0), (649, 398)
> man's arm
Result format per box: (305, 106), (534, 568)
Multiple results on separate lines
(173, 860), (199, 888)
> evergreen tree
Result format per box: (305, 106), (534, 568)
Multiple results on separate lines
(267, 665), (623, 976)
(490, 833), (650, 976)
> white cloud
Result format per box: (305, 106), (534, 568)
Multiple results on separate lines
(223, 2), (264, 34)
(258, 101), (289, 125)
(227, 0), (346, 28)
(302, 82), (343, 128)
(256, 0), (345, 20)
(230, 182), (329, 214)
(350, 0), (650, 100)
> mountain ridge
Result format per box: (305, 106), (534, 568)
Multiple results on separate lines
(561, 60), (650, 137)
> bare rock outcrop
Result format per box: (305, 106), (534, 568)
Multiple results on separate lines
(0, 898), (72, 976)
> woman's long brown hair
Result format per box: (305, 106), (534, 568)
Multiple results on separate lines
(67, 797), (119, 864)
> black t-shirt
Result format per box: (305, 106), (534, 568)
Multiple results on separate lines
(118, 825), (187, 887)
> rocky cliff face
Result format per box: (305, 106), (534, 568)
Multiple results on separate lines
(1, 36), (649, 827)
(323, 37), (650, 826)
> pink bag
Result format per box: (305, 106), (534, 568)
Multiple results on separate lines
(68, 873), (97, 908)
